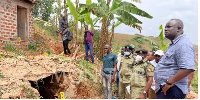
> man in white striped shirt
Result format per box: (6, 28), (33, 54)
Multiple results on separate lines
(116, 47), (125, 97)
(149, 50), (164, 99)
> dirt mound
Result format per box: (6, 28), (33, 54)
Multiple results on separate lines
(0, 54), (102, 99)
(186, 91), (198, 99)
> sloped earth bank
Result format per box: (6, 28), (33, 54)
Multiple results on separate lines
(0, 55), (103, 99)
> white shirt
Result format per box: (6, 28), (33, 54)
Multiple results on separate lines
(117, 53), (123, 71)
(150, 60), (157, 91)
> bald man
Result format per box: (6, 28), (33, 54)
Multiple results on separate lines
(154, 19), (196, 99)
(101, 44), (118, 99)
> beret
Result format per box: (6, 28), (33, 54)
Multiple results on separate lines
(135, 49), (148, 54)
(130, 44), (135, 49)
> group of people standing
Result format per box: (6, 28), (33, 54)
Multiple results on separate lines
(101, 19), (196, 99)
(59, 17), (196, 99)
(59, 16), (95, 64)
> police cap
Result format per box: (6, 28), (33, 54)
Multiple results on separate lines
(135, 49), (148, 54)
(125, 45), (133, 50)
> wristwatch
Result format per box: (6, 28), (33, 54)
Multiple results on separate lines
(166, 80), (173, 85)
(143, 91), (147, 94)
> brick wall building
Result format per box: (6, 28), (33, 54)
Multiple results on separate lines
(0, 0), (38, 46)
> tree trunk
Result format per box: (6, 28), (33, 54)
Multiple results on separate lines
(99, 21), (109, 60)
(74, 0), (79, 48)
(109, 22), (115, 47)
(64, 0), (68, 22)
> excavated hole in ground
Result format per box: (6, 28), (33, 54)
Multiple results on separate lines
(29, 72), (73, 99)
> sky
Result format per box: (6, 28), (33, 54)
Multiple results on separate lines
(71, 0), (198, 45)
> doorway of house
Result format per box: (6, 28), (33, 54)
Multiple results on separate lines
(17, 6), (28, 41)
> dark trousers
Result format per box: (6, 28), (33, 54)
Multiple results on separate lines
(156, 85), (186, 99)
(85, 43), (94, 63)
(63, 39), (71, 55)
(116, 70), (119, 96)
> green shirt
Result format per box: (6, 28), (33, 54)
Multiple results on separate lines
(103, 52), (118, 75)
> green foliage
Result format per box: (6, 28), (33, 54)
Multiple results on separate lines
(5, 42), (15, 52)
(133, 36), (159, 51)
(159, 25), (166, 50)
(0, 88), (6, 97)
(191, 62), (198, 93)
(19, 84), (37, 99)
(82, 0), (153, 31)
(28, 42), (37, 52)
(92, 29), (101, 55)
(33, 20), (58, 40)
(67, 0), (79, 22)
(33, 0), (55, 21)
(78, 60), (96, 81)
(0, 70), (5, 78)
(138, 44), (142, 48)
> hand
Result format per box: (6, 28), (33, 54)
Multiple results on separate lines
(111, 75), (115, 83)
(162, 84), (174, 95)
(85, 30), (89, 32)
(139, 93), (145, 99)
(93, 44), (95, 48)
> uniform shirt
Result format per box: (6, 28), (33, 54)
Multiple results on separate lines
(154, 34), (196, 94)
(119, 55), (134, 83)
(130, 58), (154, 87)
(103, 52), (118, 75)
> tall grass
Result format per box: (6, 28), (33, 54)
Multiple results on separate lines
(191, 61), (198, 93)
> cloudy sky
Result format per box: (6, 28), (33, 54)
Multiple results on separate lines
(75, 0), (198, 44)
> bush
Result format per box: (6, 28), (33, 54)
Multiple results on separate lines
(0, 70), (5, 78)
(5, 42), (15, 52)
(19, 84), (37, 99)
(138, 44), (142, 48)
(28, 42), (37, 51)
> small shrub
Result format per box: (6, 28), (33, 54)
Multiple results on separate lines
(138, 44), (142, 48)
(5, 42), (15, 52)
(0, 70), (5, 78)
(19, 84), (37, 99)
(28, 42), (37, 51)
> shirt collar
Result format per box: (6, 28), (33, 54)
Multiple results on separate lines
(171, 34), (186, 45)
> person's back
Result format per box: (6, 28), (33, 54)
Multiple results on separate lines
(62, 24), (71, 55)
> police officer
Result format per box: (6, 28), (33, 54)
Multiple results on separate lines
(118, 45), (134, 99)
(130, 49), (154, 99)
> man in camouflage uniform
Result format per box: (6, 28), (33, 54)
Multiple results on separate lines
(118, 45), (134, 99)
(130, 49), (154, 99)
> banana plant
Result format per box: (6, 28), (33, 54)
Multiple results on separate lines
(159, 25), (166, 50)
(80, 0), (153, 59)
(133, 36), (159, 51)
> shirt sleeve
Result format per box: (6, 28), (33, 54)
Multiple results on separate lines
(176, 44), (196, 70)
(90, 31), (94, 36)
(60, 20), (62, 30)
(113, 54), (118, 63)
(146, 64), (154, 77)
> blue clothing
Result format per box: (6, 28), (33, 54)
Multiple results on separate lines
(60, 20), (68, 32)
(103, 52), (118, 75)
(154, 34), (196, 95)
(116, 70), (119, 96)
(85, 43), (94, 63)
(156, 85), (186, 99)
